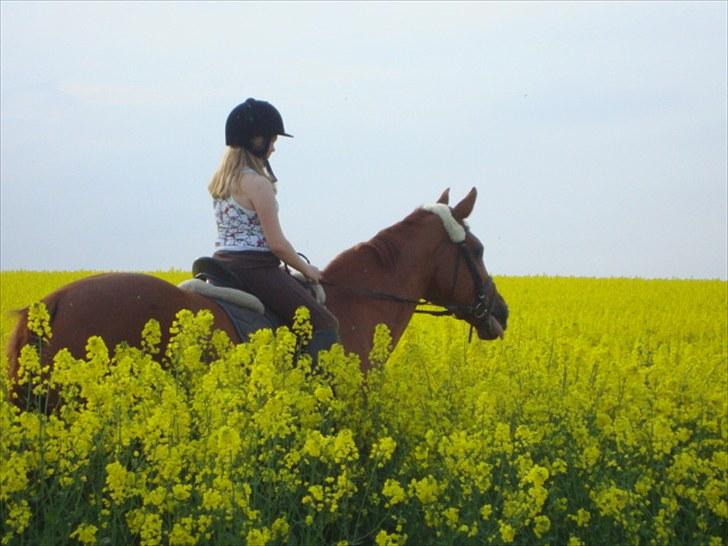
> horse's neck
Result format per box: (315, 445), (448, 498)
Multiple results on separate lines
(324, 216), (438, 368)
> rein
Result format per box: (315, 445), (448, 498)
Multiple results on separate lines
(318, 280), (454, 316)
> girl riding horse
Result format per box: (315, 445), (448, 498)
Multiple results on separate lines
(207, 98), (339, 356)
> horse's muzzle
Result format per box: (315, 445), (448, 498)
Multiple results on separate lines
(475, 292), (509, 340)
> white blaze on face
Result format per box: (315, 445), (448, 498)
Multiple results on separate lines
(421, 204), (466, 243)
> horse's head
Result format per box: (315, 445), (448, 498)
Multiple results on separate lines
(421, 188), (509, 340)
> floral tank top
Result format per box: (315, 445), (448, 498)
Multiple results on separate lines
(213, 168), (273, 252)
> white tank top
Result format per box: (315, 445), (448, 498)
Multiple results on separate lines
(213, 168), (273, 252)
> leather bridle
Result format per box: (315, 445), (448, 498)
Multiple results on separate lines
(448, 242), (497, 319)
(420, 242), (499, 340)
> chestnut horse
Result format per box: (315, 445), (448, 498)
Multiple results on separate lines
(7, 188), (508, 390)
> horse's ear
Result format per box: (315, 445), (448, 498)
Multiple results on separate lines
(452, 187), (477, 220)
(437, 188), (450, 205)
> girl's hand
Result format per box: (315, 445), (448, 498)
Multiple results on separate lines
(305, 265), (323, 284)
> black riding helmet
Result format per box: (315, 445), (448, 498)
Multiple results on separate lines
(225, 98), (292, 158)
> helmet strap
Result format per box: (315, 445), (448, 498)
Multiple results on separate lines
(264, 159), (278, 183)
(244, 136), (277, 182)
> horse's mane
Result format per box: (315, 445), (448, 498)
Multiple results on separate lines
(325, 209), (428, 275)
(326, 202), (471, 276)
(366, 228), (403, 269)
(363, 210), (427, 270)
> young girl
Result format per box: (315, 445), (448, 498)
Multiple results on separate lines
(208, 98), (339, 355)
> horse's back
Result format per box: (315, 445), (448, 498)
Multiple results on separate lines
(39, 273), (237, 359)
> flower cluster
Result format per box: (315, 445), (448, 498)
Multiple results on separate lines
(0, 275), (726, 545)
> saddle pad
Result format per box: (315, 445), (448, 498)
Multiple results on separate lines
(212, 297), (275, 342)
(178, 279), (265, 314)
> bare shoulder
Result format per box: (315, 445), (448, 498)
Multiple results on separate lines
(238, 172), (277, 210)
(241, 172), (273, 194)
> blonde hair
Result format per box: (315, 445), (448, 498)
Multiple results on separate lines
(208, 145), (276, 199)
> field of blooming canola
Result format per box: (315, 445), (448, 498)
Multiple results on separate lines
(0, 272), (726, 546)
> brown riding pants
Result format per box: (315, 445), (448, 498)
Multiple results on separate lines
(212, 250), (339, 332)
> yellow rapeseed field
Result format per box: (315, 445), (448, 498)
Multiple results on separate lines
(0, 272), (726, 546)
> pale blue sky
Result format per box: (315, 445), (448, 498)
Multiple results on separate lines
(1, 1), (726, 279)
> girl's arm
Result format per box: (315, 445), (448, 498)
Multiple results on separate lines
(236, 175), (321, 282)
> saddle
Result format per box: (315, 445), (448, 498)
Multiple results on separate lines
(178, 257), (326, 342)
(177, 257), (277, 341)
(180, 257), (338, 361)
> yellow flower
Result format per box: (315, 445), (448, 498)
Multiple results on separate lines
(524, 464), (550, 487)
(314, 385), (333, 403)
(528, 484), (549, 513)
(27, 301), (52, 340)
(201, 488), (224, 511)
(410, 475), (440, 504)
(292, 306), (314, 345)
(127, 510), (162, 546)
(493, 422), (513, 455)
(444, 507), (459, 529)
(372, 436), (397, 466)
(480, 503), (493, 520)
(551, 458), (568, 475)
(105, 461), (131, 504)
(593, 485), (629, 518)
(308, 484), (324, 503)
(703, 478), (728, 518)
(0, 454), (28, 499)
(141, 319), (162, 354)
(246, 527), (272, 546)
(70, 523), (98, 545)
(499, 521), (515, 544)
(582, 445), (600, 468)
(16, 346), (41, 387)
(374, 529), (407, 546)
(331, 429), (358, 464)
(212, 425), (241, 460)
(382, 479), (406, 506)
(172, 484), (192, 503)
(169, 517), (196, 546)
(302, 431), (324, 458)
(271, 517), (289, 540)
(570, 508), (591, 527)
(5, 500), (32, 536)
(533, 515), (551, 538)
(369, 323), (392, 365)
